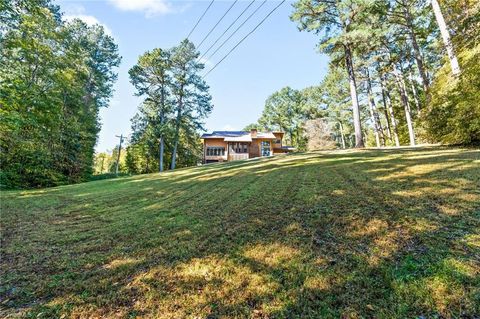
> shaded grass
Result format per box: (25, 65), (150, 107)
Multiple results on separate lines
(1, 146), (479, 318)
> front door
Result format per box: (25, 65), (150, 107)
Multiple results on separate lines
(260, 141), (271, 156)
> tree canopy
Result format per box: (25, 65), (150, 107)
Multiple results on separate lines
(0, 0), (120, 188)
(126, 40), (213, 173)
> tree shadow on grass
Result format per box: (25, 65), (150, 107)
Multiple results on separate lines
(1, 147), (479, 318)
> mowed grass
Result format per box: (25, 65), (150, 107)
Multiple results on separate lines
(1, 147), (479, 318)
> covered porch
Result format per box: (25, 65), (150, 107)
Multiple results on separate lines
(226, 140), (250, 161)
(226, 139), (273, 161)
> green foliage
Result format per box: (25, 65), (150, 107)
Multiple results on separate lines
(291, 0), (380, 55)
(93, 147), (127, 175)
(289, 0), (479, 148)
(291, 0), (383, 148)
(313, 66), (355, 148)
(126, 40), (211, 173)
(169, 39), (213, 169)
(89, 172), (129, 181)
(421, 1), (480, 144)
(0, 1), (120, 189)
(258, 87), (310, 149)
(423, 45), (480, 144)
(242, 123), (259, 131)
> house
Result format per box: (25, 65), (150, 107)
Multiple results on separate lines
(200, 129), (294, 163)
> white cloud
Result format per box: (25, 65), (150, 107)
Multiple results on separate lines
(64, 14), (113, 36)
(62, 4), (113, 36)
(107, 0), (172, 17)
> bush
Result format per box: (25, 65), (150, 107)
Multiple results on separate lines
(89, 173), (130, 181)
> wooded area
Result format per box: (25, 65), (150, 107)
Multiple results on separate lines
(248, 0), (479, 151)
(1, 0), (478, 188)
(1, 1), (120, 188)
(1, 1), (479, 317)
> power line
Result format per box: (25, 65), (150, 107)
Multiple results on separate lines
(203, 0), (286, 78)
(199, 0), (256, 61)
(205, 0), (267, 62)
(197, 0), (238, 49)
(186, 0), (215, 40)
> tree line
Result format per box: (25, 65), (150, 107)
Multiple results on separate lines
(2, 0), (478, 187)
(0, 0), (211, 186)
(1, 1), (121, 188)
(248, 0), (479, 150)
(124, 40), (213, 174)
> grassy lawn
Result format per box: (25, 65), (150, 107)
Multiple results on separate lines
(1, 146), (479, 318)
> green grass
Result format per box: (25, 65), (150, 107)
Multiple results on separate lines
(1, 147), (479, 318)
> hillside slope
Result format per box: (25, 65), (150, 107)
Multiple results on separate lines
(1, 147), (479, 318)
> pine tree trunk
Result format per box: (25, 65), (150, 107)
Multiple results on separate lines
(381, 74), (400, 147)
(170, 99), (183, 170)
(170, 119), (180, 170)
(381, 85), (393, 141)
(380, 80), (392, 141)
(382, 106), (392, 141)
(344, 45), (364, 148)
(146, 143), (151, 172)
(296, 126), (301, 147)
(339, 122), (346, 149)
(368, 104), (381, 148)
(402, 1), (430, 93)
(159, 135), (164, 172)
(393, 68), (416, 146)
(431, 0), (461, 76)
(409, 30), (429, 93)
(366, 68), (384, 147)
(408, 70), (421, 114)
(159, 88), (166, 172)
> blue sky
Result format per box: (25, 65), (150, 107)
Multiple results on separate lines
(58, 0), (329, 152)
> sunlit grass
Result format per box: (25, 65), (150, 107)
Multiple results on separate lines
(1, 146), (479, 318)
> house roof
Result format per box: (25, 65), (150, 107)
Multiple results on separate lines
(256, 132), (276, 139)
(224, 135), (252, 142)
(201, 130), (277, 140)
(201, 131), (248, 139)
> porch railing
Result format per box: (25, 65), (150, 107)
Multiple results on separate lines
(228, 153), (249, 161)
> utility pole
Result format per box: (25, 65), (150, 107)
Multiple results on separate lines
(115, 134), (124, 176)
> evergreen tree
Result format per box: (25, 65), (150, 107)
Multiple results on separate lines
(129, 48), (173, 172)
(291, 0), (379, 148)
(169, 39), (212, 170)
(127, 40), (212, 172)
(258, 87), (307, 148)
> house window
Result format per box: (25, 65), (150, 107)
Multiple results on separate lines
(206, 147), (225, 156)
(275, 139), (281, 144)
(261, 141), (271, 156)
(233, 143), (248, 153)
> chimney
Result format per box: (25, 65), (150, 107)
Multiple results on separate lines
(250, 128), (257, 138)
